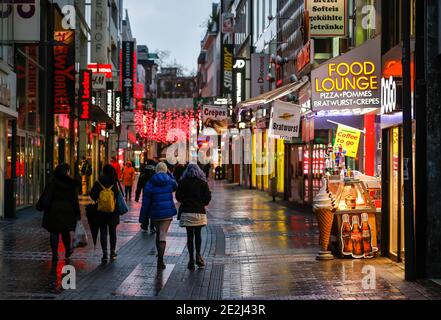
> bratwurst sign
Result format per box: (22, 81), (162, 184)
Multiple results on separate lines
(269, 100), (301, 140)
(311, 36), (381, 110)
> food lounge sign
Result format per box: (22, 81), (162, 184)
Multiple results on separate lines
(312, 36), (381, 110)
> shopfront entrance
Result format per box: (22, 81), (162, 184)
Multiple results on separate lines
(16, 131), (45, 209)
(383, 126), (405, 262)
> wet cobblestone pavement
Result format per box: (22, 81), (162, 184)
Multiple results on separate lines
(1, 181), (441, 300)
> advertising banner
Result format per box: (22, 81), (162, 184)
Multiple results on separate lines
(88, 64), (113, 79)
(202, 105), (229, 134)
(0, 0), (40, 41)
(92, 73), (106, 90)
(122, 41), (134, 111)
(334, 125), (362, 158)
(221, 44), (234, 96)
(115, 92), (122, 132)
(296, 40), (313, 73)
(269, 100), (301, 140)
(222, 13), (234, 34)
(233, 58), (246, 105)
(53, 30), (75, 114)
(251, 53), (270, 98)
(106, 81), (114, 119)
(311, 36), (381, 111)
(78, 70), (92, 121)
(91, 0), (109, 63)
(306, 0), (347, 37)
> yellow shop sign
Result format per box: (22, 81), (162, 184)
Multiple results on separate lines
(315, 61), (378, 92)
(334, 125), (361, 158)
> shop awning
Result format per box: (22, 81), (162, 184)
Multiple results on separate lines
(236, 77), (309, 112)
(91, 105), (115, 124)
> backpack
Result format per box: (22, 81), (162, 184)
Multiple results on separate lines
(97, 181), (116, 213)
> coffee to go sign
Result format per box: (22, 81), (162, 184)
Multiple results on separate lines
(334, 125), (361, 158)
(311, 37), (381, 111)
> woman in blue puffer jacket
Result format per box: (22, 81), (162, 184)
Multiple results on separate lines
(140, 162), (178, 270)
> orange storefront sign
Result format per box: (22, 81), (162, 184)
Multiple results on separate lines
(296, 41), (311, 73)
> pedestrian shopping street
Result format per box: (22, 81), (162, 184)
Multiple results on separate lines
(0, 181), (440, 300)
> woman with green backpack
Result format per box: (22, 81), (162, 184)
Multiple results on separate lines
(90, 165), (123, 262)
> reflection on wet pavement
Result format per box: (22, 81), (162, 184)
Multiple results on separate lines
(0, 180), (441, 300)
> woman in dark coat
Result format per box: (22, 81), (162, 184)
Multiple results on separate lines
(90, 164), (121, 262)
(37, 163), (81, 262)
(176, 164), (212, 270)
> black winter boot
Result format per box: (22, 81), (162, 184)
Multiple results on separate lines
(157, 241), (166, 270)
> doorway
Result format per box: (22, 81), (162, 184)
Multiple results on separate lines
(388, 126), (405, 262)
(16, 131), (45, 209)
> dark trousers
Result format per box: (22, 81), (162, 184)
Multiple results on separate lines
(50, 232), (71, 257)
(186, 227), (202, 260)
(125, 186), (132, 200)
(99, 223), (117, 254)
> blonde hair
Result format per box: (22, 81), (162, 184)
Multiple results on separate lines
(156, 162), (168, 173)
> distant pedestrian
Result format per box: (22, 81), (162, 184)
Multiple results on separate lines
(176, 164), (212, 270)
(110, 157), (121, 181)
(90, 165), (122, 262)
(37, 163), (81, 262)
(80, 157), (93, 195)
(136, 159), (157, 233)
(173, 163), (186, 182)
(140, 162), (178, 270)
(122, 161), (135, 201)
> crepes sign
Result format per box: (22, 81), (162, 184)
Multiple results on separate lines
(202, 105), (229, 134)
(269, 100), (301, 140)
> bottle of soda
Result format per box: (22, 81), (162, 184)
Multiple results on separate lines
(361, 213), (373, 257)
(351, 215), (364, 258)
(341, 214), (353, 256)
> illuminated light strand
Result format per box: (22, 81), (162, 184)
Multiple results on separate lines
(135, 107), (201, 143)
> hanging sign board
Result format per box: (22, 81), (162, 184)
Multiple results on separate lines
(221, 44), (234, 96)
(78, 70), (92, 120)
(202, 105), (229, 134)
(306, 0), (347, 37)
(311, 36), (381, 110)
(53, 30), (75, 114)
(334, 125), (361, 158)
(269, 100), (301, 140)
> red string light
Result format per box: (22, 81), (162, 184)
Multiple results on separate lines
(135, 106), (199, 143)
